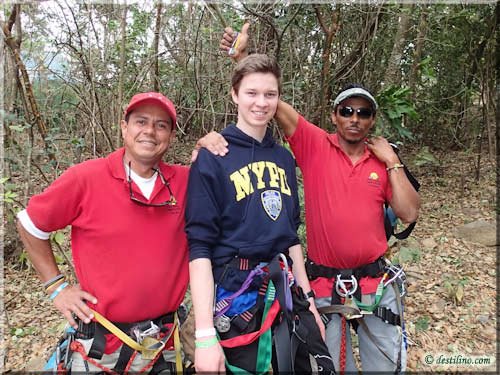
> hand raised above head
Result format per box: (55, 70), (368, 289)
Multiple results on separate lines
(219, 23), (250, 62)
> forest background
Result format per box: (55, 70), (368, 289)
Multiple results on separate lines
(1, 0), (498, 372)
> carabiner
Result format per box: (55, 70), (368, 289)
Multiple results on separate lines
(335, 274), (358, 297)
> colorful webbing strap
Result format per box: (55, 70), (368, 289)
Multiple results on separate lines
(255, 283), (275, 373)
(223, 282), (276, 374)
(353, 275), (388, 312)
(90, 308), (183, 370)
(219, 286), (279, 349)
(174, 315), (183, 373)
(215, 265), (265, 317)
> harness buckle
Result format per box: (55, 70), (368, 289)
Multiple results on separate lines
(335, 274), (358, 297)
(131, 321), (161, 344)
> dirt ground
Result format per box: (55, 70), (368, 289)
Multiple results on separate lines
(1, 149), (497, 372)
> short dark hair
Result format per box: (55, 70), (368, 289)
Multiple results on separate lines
(231, 54), (282, 95)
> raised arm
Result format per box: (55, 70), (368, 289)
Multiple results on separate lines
(220, 23), (300, 137)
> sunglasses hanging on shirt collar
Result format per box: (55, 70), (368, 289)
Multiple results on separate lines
(127, 161), (177, 206)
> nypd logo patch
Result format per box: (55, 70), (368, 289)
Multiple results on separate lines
(261, 190), (282, 221)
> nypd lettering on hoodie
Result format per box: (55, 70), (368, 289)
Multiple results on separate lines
(185, 124), (300, 270)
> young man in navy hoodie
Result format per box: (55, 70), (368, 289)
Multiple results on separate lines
(185, 54), (334, 373)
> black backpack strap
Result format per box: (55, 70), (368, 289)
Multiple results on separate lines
(386, 143), (420, 240)
(393, 221), (417, 240)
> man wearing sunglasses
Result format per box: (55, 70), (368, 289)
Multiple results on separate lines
(16, 92), (226, 373)
(220, 25), (420, 373)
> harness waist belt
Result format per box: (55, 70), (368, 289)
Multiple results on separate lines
(306, 257), (386, 281)
(76, 311), (175, 360)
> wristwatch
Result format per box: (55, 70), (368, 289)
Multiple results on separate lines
(305, 290), (316, 299)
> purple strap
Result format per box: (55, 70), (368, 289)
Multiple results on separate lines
(215, 266), (265, 318)
(283, 269), (293, 311)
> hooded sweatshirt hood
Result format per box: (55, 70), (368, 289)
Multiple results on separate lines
(221, 123), (276, 148)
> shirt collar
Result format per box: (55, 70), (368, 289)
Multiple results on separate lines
(107, 147), (176, 181)
(327, 133), (373, 163)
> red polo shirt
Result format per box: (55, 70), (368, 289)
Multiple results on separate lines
(287, 116), (392, 296)
(26, 148), (189, 351)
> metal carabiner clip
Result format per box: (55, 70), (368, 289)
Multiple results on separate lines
(335, 274), (358, 297)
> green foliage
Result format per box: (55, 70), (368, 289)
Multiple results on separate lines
(375, 85), (418, 141)
(11, 327), (37, 338)
(414, 146), (440, 168)
(1, 177), (19, 204)
(415, 316), (430, 332)
(397, 245), (421, 264)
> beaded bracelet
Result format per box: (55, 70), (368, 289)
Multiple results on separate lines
(195, 336), (219, 349)
(49, 282), (69, 300)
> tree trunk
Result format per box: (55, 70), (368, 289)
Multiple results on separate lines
(409, 6), (429, 98)
(383, 4), (414, 86)
(1, 5), (54, 159)
(152, 2), (163, 91)
(314, 5), (340, 130)
(457, 11), (497, 144)
(116, 5), (128, 147)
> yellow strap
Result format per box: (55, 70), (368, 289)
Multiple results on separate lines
(90, 308), (177, 361)
(174, 313), (183, 373)
(91, 309), (146, 352)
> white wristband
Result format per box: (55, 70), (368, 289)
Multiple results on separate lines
(195, 327), (216, 339)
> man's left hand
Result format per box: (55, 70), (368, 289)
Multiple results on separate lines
(365, 136), (399, 166)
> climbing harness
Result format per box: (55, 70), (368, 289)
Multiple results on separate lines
(308, 256), (407, 372)
(214, 253), (335, 374)
(44, 310), (184, 374)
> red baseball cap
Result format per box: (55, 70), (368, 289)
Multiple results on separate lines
(124, 92), (177, 125)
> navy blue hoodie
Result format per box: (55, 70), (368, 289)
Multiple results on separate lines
(185, 124), (300, 272)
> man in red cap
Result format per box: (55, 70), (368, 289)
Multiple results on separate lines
(16, 92), (226, 373)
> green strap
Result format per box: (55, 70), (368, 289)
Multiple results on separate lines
(255, 282), (275, 373)
(225, 281), (276, 374)
(353, 278), (388, 312)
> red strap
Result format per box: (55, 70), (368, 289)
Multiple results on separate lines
(69, 340), (163, 374)
(340, 316), (347, 374)
(219, 300), (280, 348)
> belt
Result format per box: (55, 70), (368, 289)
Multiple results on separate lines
(76, 311), (175, 360)
(305, 256), (386, 281)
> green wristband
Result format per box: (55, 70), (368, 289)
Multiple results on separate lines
(195, 336), (218, 349)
